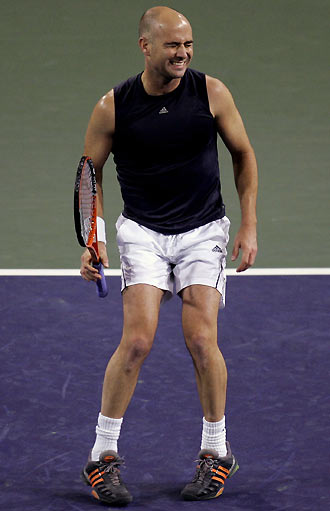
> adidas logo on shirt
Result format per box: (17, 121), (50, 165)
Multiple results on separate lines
(159, 107), (168, 114)
(212, 245), (222, 253)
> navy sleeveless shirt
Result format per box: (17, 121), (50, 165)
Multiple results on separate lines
(112, 68), (225, 234)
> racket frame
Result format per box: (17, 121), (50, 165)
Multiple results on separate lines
(74, 156), (108, 297)
(74, 156), (99, 259)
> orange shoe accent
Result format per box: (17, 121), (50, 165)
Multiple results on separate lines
(215, 487), (224, 498)
(91, 489), (100, 500)
(212, 476), (225, 484)
(88, 468), (100, 480)
(92, 477), (104, 487)
(103, 456), (115, 462)
(212, 468), (228, 478)
(216, 470), (228, 478)
(212, 466), (229, 475)
(90, 471), (104, 484)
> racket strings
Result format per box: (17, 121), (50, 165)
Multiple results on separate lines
(79, 165), (97, 245)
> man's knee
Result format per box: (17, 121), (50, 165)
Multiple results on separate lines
(120, 335), (153, 372)
(185, 333), (215, 370)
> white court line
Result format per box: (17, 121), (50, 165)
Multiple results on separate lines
(0, 268), (330, 276)
(0, 269), (119, 276)
(227, 268), (330, 276)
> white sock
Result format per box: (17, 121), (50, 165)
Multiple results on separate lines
(91, 413), (123, 461)
(201, 416), (227, 457)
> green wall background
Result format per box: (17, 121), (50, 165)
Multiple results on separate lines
(1, 0), (329, 269)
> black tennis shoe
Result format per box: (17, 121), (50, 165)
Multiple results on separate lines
(181, 442), (239, 500)
(81, 450), (132, 506)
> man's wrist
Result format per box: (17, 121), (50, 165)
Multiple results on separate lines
(97, 216), (107, 244)
(240, 221), (257, 228)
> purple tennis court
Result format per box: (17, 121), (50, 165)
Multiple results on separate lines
(1, 275), (329, 510)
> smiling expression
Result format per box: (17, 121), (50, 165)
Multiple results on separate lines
(140, 13), (194, 83)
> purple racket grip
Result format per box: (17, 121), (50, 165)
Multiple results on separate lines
(93, 262), (108, 298)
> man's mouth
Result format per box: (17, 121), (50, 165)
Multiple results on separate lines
(169, 60), (187, 67)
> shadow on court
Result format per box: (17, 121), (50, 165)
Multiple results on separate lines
(0, 275), (329, 510)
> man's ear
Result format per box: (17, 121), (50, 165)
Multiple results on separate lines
(138, 36), (151, 56)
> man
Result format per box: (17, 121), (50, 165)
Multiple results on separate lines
(80, 6), (257, 505)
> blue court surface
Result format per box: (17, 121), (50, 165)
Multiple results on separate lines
(1, 274), (329, 510)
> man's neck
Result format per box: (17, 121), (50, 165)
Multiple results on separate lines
(141, 70), (181, 96)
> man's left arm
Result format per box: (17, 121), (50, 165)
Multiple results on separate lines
(206, 75), (258, 272)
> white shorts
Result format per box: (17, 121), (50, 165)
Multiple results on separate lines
(116, 214), (230, 308)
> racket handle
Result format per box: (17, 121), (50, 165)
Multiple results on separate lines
(93, 262), (108, 298)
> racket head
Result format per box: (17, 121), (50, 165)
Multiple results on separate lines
(74, 156), (98, 260)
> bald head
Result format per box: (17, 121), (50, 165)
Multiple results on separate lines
(138, 6), (193, 87)
(139, 6), (191, 40)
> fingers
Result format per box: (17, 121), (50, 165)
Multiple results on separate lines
(236, 245), (257, 272)
(231, 240), (239, 262)
(231, 228), (257, 272)
(236, 258), (251, 273)
(80, 245), (110, 281)
(80, 249), (101, 282)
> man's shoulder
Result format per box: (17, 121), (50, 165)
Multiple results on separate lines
(205, 75), (236, 119)
(91, 89), (115, 126)
(205, 75), (234, 109)
(205, 74), (230, 96)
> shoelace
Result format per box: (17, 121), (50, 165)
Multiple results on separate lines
(102, 458), (125, 486)
(193, 458), (215, 484)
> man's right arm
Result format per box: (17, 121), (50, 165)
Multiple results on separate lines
(80, 90), (115, 282)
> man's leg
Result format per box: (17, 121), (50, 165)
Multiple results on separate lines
(181, 284), (226, 423)
(101, 284), (164, 419)
(82, 284), (164, 506)
(180, 285), (239, 501)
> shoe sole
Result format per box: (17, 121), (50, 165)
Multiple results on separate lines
(182, 459), (239, 501)
(81, 468), (133, 505)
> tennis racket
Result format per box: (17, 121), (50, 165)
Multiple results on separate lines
(74, 155), (108, 298)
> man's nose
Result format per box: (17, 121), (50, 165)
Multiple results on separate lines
(176, 44), (187, 58)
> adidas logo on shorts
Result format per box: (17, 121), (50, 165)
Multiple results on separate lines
(212, 245), (222, 253)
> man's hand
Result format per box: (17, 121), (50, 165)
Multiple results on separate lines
(80, 242), (109, 281)
(231, 224), (257, 272)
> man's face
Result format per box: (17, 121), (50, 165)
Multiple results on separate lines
(144, 21), (193, 80)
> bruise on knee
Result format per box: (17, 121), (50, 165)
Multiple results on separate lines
(185, 333), (213, 370)
(121, 336), (153, 372)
